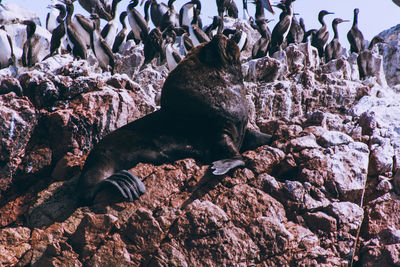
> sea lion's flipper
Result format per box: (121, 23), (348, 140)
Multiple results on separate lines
(94, 170), (146, 202)
(211, 158), (245, 176)
(240, 129), (272, 152)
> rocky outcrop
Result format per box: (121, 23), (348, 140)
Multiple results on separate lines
(0, 14), (400, 266)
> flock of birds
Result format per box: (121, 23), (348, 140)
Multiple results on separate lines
(0, 0), (387, 80)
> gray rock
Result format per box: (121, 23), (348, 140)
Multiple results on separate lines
(327, 201), (364, 233)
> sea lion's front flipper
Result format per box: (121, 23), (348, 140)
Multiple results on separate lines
(211, 158), (245, 176)
(240, 129), (272, 152)
(94, 170), (146, 202)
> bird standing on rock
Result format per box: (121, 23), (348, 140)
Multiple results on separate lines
(101, 0), (123, 48)
(347, 8), (365, 54)
(22, 20), (41, 67)
(0, 25), (14, 69)
(90, 12), (115, 73)
(112, 11), (129, 53)
(127, 0), (149, 44)
(269, 0), (295, 56)
(311, 10), (334, 58)
(357, 36), (385, 80)
(325, 18), (348, 63)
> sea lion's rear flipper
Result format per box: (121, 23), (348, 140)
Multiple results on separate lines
(211, 158), (245, 175)
(240, 129), (272, 152)
(94, 170), (146, 202)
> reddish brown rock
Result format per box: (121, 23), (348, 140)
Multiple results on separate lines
(149, 200), (259, 266)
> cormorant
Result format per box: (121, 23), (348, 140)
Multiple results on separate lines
(311, 10), (334, 58)
(46, 0), (61, 33)
(0, 25), (14, 69)
(269, 0), (295, 56)
(101, 0), (122, 48)
(22, 20), (40, 67)
(144, 0), (169, 28)
(112, 11), (128, 53)
(90, 13), (114, 73)
(78, 0), (113, 21)
(347, 8), (365, 54)
(287, 14), (304, 45)
(127, 0), (149, 44)
(63, 0), (88, 59)
(325, 18), (348, 63)
(357, 36), (385, 80)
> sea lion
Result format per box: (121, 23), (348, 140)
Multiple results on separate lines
(78, 34), (272, 204)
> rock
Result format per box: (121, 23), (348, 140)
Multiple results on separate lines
(69, 213), (119, 262)
(289, 134), (319, 152)
(215, 184), (287, 228)
(0, 92), (37, 188)
(246, 56), (285, 82)
(363, 193), (400, 238)
(0, 77), (23, 96)
(0, 4), (40, 25)
(317, 131), (354, 147)
(0, 227), (31, 266)
(393, 169), (400, 195)
(150, 200), (259, 266)
(303, 211), (337, 233)
(321, 57), (352, 80)
(325, 142), (369, 202)
(369, 143), (394, 176)
(376, 176), (393, 193)
(327, 202), (364, 233)
(243, 146), (285, 175)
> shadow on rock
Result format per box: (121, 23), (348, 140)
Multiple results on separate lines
(26, 176), (80, 229)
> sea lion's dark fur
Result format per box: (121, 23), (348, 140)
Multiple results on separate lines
(78, 34), (271, 204)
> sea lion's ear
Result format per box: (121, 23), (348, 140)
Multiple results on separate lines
(225, 39), (240, 65)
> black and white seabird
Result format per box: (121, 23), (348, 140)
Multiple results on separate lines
(90, 13), (114, 73)
(223, 28), (247, 52)
(347, 8), (365, 54)
(252, 18), (272, 59)
(163, 28), (182, 71)
(269, 0), (295, 56)
(179, 0), (201, 29)
(127, 0), (149, 44)
(325, 18), (348, 63)
(188, 8), (210, 46)
(181, 32), (194, 54)
(204, 15), (223, 38)
(243, 0), (250, 20)
(78, 0), (113, 21)
(46, 3), (67, 58)
(357, 36), (385, 80)
(63, 0), (88, 59)
(0, 25), (14, 69)
(112, 11), (128, 53)
(22, 20), (41, 67)
(72, 12), (94, 49)
(311, 10), (334, 58)
(101, 0), (122, 48)
(144, 0), (169, 28)
(216, 0), (238, 18)
(287, 14), (304, 45)
(46, 0), (61, 33)
(159, 0), (180, 31)
(140, 27), (164, 70)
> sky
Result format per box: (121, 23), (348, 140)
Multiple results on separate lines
(5, 0), (400, 50)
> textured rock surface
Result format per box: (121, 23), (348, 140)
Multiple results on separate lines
(0, 12), (400, 266)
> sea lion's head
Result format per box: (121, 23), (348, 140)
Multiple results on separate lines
(199, 34), (240, 67)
